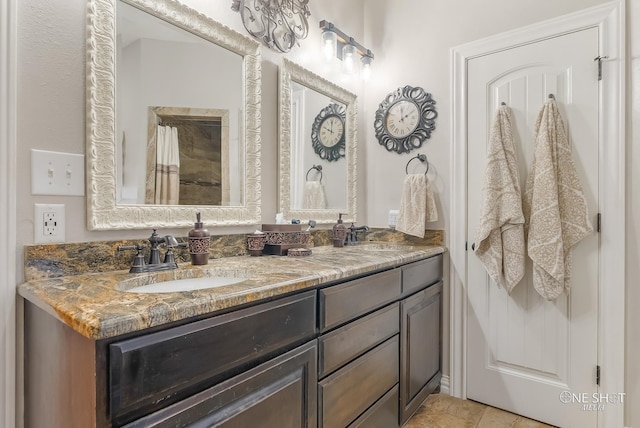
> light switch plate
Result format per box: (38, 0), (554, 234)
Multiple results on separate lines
(31, 149), (85, 196)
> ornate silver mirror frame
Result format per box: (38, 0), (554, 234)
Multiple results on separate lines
(86, 0), (261, 230)
(278, 58), (357, 224)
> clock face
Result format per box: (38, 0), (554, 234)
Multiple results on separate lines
(311, 103), (346, 162)
(373, 85), (437, 154)
(319, 115), (344, 147)
(385, 100), (419, 138)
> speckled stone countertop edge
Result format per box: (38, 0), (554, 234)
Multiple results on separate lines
(18, 244), (446, 341)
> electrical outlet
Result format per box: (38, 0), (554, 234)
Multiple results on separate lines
(34, 204), (65, 244)
(388, 209), (399, 228)
(43, 211), (58, 236)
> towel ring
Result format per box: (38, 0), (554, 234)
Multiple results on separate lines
(306, 165), (323, 182)
(405, 153), (429, 175)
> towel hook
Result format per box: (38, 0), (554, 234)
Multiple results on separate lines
(305, 165), (323, 182)
(548, 93), (555, 100)
(405, 153), (429, 175)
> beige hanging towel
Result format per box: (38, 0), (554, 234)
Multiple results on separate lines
(303, 181), (327, 209)
(396, 174), (438, 238)
(524, 98), (593, 301)
(474, 105), (525, 292)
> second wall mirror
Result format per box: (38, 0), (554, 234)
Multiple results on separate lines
(278, 59), (357, 224)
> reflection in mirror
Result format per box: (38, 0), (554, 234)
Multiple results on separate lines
(279, 59), (357, 224)
(116, 0), (244, 207)
(86, 0), (261, 230)
(143, 107), (233, 206)
(290, 82), (347, 210)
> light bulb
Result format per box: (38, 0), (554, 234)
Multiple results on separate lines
(342, 43), (357, 75)
(322, 30), (337, 63)
(361, 55), (373, 81)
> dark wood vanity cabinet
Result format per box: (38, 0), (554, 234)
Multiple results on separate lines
(24, 290), (317, 428)
(23, 253), (443, 428)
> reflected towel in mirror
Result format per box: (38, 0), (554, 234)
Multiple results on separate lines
(303, 181), (327, 209)
(154, 125), (180, 205)
(396, 174), (438, 238)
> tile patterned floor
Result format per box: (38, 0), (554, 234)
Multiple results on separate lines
(404, 394), (556, 428)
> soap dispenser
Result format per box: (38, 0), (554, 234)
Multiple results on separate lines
(188, 212), (210, 265)
(332, 213), (347, 248)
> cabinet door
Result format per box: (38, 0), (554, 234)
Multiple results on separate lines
(124, 340), (318, 428)
(400, 281), (442, 424)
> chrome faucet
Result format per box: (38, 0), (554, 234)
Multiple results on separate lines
(118, 229), (187, 273)
(345, 223), (370, 245)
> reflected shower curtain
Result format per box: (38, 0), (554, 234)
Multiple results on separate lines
(154, 125), (180, 205)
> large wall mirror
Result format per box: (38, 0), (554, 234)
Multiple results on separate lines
(86, 0), (261, 230)
(278, 59), (357, 224)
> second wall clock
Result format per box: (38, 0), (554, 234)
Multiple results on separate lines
(374, 85), (437, 154)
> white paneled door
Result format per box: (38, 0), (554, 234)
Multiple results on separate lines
(466, 28), (599, 427)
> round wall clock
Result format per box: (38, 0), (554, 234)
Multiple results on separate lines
(311, 103), (346, 162)
(374, 86), (437, 154)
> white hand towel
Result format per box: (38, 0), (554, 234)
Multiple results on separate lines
(396, 174), (438, 238)
(303, 181), (327, 209)
(524, 99), (593, 300)
(474, 105), (525, 292)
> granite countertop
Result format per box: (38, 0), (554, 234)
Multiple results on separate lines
(18, 242), (445, 341)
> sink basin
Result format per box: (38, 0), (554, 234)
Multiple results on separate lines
(125, 277), (247, 293)
(117, 268), (252, 293)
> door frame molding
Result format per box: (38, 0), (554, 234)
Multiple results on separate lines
(449, 2), (625, 426)
(0, 0), (17, 425)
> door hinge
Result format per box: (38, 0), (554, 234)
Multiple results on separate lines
(465, 241), (468, 251)
(597, 213), (601, 233)
(594, 56), (608, 81)
(596, 365), (601, 386)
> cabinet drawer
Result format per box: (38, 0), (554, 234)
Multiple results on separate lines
(402, 254), (443, 295)
(347, 385), (399, 428)
(123, 340), (318, 428)
(109, 290), (316, 425)
(318, 335), (399, 428)
(318, 303), (399, 378)
(319, 269), (401, 332)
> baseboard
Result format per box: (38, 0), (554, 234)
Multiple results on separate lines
(439, 374), (450, 395)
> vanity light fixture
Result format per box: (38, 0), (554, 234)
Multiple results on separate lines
(320, 20), (374, 80)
